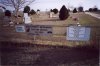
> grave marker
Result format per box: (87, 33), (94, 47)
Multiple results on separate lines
(26, 25), (52, 36)
(49, 12), (53, 18)
(23, 13), (32, 24)
(67, 26), (91, 41)
(15, 25), (25, 32)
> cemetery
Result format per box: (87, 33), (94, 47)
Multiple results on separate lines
(0, 1), (100, 66)
(0, 10), (99, 47)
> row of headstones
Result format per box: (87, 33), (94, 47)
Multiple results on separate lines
(2, 11), (57, 23)
(16, 11), (57, 24)
(2, 13), (32, 26)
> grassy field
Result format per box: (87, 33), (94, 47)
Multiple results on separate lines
(31, 12), (100, 26)
(30, 12), (100, 47)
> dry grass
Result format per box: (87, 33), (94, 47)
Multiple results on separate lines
(57, 58), (98, 66)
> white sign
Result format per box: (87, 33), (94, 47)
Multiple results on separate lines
(67, 26), (91, 41)
(15, 25), (25, 32)
(26, 25), (52, 36)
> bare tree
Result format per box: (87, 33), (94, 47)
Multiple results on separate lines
(0, 0), (35, 17)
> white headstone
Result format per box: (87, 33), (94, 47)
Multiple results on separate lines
(23, 13), (32, 24)
(24, 17), (32, 24)
(9, 21), (14, 26)
(37, 11), (40, 15)
(24, 13), (28, 18)
(50, 12), (53, 18)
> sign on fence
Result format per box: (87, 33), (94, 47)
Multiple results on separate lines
(26, 25), (52, 36)
(67, 26), (91, 41)
(15, 25), (25, 32)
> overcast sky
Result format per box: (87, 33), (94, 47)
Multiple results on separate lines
(0, 0), (100, 11)
(29, 0), (100, 11)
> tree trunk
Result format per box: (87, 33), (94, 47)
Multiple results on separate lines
(15, 9), (19, 24)
(15, 9), (19, 17)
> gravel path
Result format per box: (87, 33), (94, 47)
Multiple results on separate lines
(85, 12), (100, 19)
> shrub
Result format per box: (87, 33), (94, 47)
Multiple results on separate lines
(93, 8), (98, 12)
(89, 7), (98, 12)
(59, 5), (69, 20)
(53, 8), (58, 14)
(78, 6), (84, 12)
(5, 10), (11, 17)
(89, 8), (93, 12)
(37, 9), (40, 12)
(23, 6), (30, 13)
(30, 9), (36, 15)
(73, 8), (77, 13)
(50, 9), (53, 12)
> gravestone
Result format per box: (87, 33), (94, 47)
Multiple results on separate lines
(9, 21), (14, 26)
(36, 11), (40, 18)
(23, 13), (32, 24)
(37, 11), (40, 15)
(26, 25), (52, 36)
(67, 26), (91, 41)
(15, 25), (25, 32)
(49, 12), (53, 18)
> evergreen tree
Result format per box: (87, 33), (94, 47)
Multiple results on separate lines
(37, 9), (40, 12)
(30, 9), (36, 15)
(93, 8), (98, 12)
(53, 8), (58, 14)
(23, 6), (30, 13)
(50, 9), (53, 12)
(59, 5), (69, 20)
(5, 10), (11, 17)
(78, 6), (83, 12)
(89, 8), (93, 12)
(73, 8), (77, 13)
